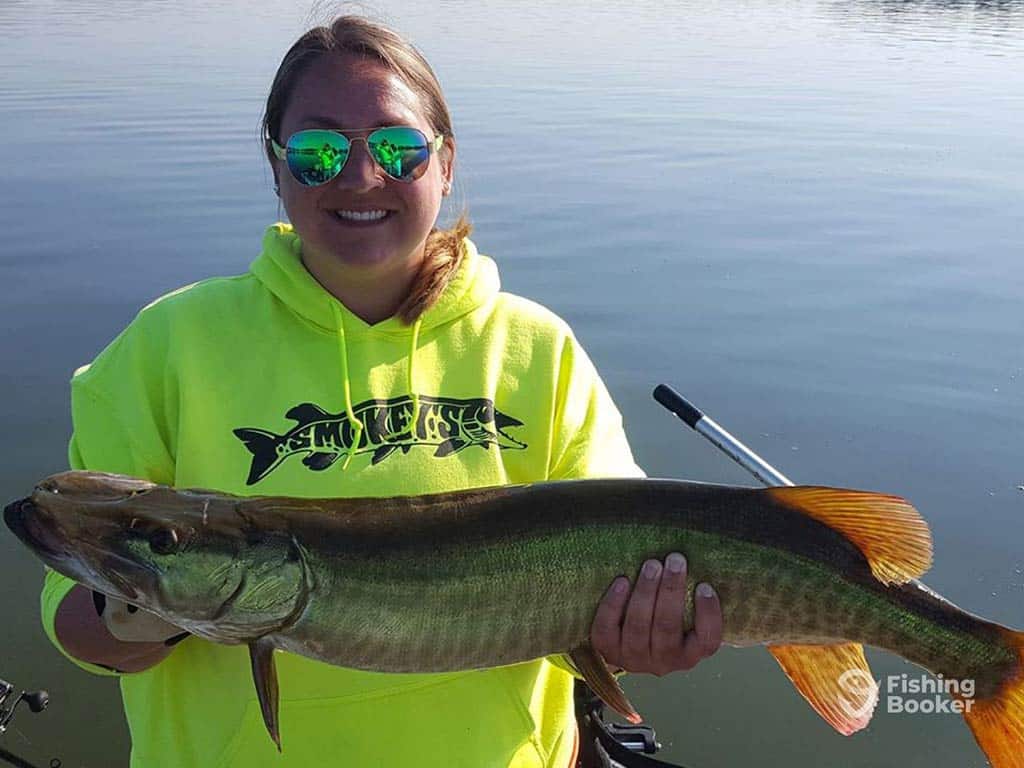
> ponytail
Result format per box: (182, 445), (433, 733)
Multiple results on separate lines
(396, 213), (473, 324)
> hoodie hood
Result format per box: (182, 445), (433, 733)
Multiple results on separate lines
(249, 223), (499, 337)
(249, 223), (500, 469)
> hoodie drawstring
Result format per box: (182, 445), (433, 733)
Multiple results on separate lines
(330, 301), (423, 471)
(330, 302), (363, 470)
(408, 318), (422, 437)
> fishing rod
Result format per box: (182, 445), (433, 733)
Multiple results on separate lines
(0, 677), (53, 768)
(652, 385), (793, 489)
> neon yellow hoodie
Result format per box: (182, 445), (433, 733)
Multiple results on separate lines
(41, 224), (644, 768)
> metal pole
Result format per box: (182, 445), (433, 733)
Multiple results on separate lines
(653, 384), (793, 488)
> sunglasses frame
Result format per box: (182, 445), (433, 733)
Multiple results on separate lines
(270, 125), (445, 186)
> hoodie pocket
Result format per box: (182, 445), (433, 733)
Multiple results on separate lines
(212, 668), (547, 768)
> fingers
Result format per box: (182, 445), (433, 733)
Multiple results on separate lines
(680, 582), (723, 669)
(650, 553), (690, 674)
(590, 576), (630, 662)
(102, 596), (183, 643)
(694, 582), (723, 652)
(590, 555), (724, 676)
(619, 559), (663, 670)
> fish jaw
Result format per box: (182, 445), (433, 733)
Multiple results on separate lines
(5, 494), (159, 603)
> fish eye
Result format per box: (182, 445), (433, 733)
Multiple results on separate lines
(148, 528), (180, 555)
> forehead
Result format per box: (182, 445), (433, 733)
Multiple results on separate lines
(281, 52), (426, 131)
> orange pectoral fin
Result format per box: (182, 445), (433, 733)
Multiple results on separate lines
(766, 487), (932, 585)
(769, 642), (879, 736)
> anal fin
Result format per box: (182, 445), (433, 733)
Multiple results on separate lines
(569, 641), (642, 724)
(249, 638), (282, 751)
(769, 642), (878, 736)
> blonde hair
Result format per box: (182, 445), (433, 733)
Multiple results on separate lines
(261, 15), (472, 324)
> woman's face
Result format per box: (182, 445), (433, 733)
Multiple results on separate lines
(273, 52), (454, 276)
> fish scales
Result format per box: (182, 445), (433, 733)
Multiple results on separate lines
(268, 487), (1008, 688)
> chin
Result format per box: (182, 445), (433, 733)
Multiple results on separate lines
(321, 234), (420, 270)
(333, 247), (409, 271)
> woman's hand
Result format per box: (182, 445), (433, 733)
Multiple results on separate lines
(590, 553), (722, 676)
(54, 586), (185, 673)
(96, 592), (186, 644)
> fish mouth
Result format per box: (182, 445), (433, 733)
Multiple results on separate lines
(4, 498), (68, 560)
(4, 497), (153, 602)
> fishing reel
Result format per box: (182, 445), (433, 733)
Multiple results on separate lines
(0, 678), (49, 735)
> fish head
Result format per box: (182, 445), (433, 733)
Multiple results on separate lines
(5, 471), (312, 642)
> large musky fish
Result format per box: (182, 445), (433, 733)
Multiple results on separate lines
(5, 471), (1023, 766)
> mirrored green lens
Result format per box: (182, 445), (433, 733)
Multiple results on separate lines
(368, 126), (431, 181)
(285, 130), (349, 186)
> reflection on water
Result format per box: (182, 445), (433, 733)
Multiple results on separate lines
(828, 0), (1024, 48)
(835, 0), (1024, 15)
(1, 1), (1022, 766)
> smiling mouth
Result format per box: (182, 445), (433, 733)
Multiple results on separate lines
(331, 209), (394, 225)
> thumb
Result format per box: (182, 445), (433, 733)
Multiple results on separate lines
(98, 593), (184, 643)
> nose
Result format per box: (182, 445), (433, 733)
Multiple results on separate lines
(334, 138), (385, 192)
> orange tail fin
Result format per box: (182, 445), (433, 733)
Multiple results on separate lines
(963, 628), (1024, 768)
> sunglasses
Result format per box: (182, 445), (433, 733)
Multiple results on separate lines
(271, 125), (444, 186)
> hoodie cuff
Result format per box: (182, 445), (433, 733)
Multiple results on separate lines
(41, 569), (122, 677)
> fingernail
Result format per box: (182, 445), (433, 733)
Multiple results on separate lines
(666, 553), (685, 574)
(643, 560), (661, 580)
(613, 577), (629, 595)
(697, 583), (715, 599)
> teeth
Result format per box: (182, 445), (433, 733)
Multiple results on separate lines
(335, 209), (389, 221)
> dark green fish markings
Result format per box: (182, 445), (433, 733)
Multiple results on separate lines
(233, 395), (527, 485)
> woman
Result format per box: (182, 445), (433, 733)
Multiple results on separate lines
(40, 16), (722, 768)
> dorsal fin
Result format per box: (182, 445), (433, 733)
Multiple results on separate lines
(285, 403), (331, 424)
(766, 487), (932, 584)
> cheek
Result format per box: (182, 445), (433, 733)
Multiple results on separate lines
(403, 179), (444, 220)
(280, 185), (326, 226)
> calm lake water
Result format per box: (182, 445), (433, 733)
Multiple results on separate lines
(2, 1), (1022, 766)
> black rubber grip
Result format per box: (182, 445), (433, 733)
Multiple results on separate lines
(652, 384), (704, 428)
